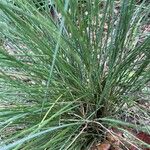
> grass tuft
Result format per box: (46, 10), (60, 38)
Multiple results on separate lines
(0, 0), (150, 149)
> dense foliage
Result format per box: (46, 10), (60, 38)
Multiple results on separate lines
(0, 0), (150, 149)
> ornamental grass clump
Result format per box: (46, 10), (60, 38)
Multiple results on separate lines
(0, 0), (150, 149)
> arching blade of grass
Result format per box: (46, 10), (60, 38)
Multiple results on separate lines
(1, 122), (81, 150)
